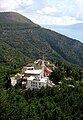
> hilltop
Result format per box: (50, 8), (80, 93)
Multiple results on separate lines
(0, 12), (83, 68)
(0, 12), (38, 25)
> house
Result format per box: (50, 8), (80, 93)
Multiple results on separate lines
(23, 68), (48, 89)
(26, 76), (49, 90)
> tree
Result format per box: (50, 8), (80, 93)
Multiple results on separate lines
(49, 69), (64, 84)
(5, 74), (11, 89)
(79, 70), (83, 81)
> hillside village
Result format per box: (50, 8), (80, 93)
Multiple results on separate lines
(0, 12), (83, 120)
(11, 59), (55, 89)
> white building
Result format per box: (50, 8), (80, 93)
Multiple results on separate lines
(26, 76), (49, 90)
(23, 69), (48, 89)
(11, 77), (17, 86)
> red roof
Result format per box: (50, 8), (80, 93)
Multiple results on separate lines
(44, 68), (52, 74)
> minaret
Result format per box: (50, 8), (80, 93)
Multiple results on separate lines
(42, 56), (44, 78)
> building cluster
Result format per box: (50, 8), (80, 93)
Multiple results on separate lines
(11, 59), (54, 89)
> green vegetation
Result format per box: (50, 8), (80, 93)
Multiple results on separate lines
(0, 12), (83, 68)
(49, 63), (83, 85)
(0, 12), (83, 120)
(0, 82), (83, 120)
(0, 60), (83, 120)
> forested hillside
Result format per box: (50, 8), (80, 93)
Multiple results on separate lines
(0, 12), (83, 68)
(0, 12), (83, 120)
(0, 60), (83, 120)
(0, 82), (83, 120)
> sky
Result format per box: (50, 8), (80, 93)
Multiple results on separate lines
(0, 0), (83, 25)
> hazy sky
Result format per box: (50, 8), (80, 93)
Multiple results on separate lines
(0, 0), (83, 25)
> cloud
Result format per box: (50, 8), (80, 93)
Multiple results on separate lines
(0, 0), (83, 25)
(26, 12), (81, 25)
(42, 7), (56, 14)
(0, 0), (17, 11)
(33, 0), (83, 24)
(37, 7), (57, 14)
(0, 0), (33, 11)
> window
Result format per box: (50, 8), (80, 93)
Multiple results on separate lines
(39, 83), (41, 85)
(31, 81), (38, 87)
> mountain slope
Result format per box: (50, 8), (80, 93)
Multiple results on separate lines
(0, 12), (83, 67)
(42, 24), (83, 43)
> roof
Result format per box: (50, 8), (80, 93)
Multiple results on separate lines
(44, 68), (52, 74)
(25, 69), (42, 74)
(27, 76), (48, 83)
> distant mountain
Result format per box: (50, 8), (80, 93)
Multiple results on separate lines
(42, 23), (83, 43)
(0, 12), (83, 67)
(68, 23), (83, 29)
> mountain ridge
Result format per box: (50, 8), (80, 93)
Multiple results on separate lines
(0, 12), (83, 67)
